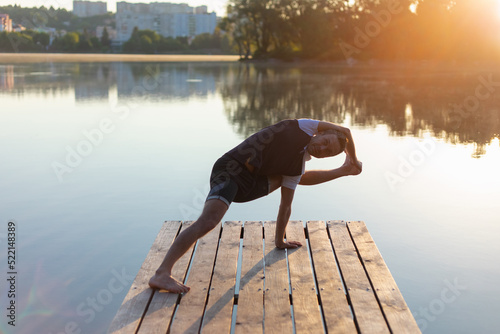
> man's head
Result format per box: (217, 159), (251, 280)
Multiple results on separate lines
(307, 129), (347, 158)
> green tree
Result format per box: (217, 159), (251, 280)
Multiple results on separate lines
(157, 36), (186, 53)
(139, 35), (154, 53)
(90, 36), (101, 50)
(62, 32), (79, 52)
(0, 32), (37, 52)
(228, 0), (276, 57)
(33, 31), (50, 50)
(122, 28), (162, 53)
(123, 26), (140, 53)
(77, 28), (93, 52)
(190, 32), (222, 51)
(0, 32), (9, 50)
(101, 27), (111, 49)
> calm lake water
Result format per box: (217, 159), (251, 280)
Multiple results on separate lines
(1, 60), (499, 333)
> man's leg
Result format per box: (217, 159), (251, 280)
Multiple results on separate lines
(268, 175), (282, 193)
(149, 199), (228, 293)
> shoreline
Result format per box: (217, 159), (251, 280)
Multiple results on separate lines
(0, 53), (241, 63)
(1, 53), (500, 72)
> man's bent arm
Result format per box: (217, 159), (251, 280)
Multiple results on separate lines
(318, 121), (359, 163)
(275, 186), (301, 249)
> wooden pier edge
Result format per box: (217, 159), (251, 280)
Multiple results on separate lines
(108, 220), (421, 334)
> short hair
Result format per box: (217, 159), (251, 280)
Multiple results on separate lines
(318, 129), (347, 154)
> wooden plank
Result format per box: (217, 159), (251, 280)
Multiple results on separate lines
(263, 221), (294, 334)
(307, 221), (357, 334)
(137, 221), (195, 334)
(286, 221), (324, 333)
(328, 221), (390, 334)
(169, 224), (221, 334)
(108, 221), (182, 334)
(201, 221), (242, 333)
(235, 221), (264, 334)
(347, 221), (421, 334)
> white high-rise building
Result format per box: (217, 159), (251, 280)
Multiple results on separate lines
(116, 2), (217, 43)
(73, 1), (108, 17)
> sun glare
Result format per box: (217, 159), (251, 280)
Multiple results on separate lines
(496, 1), (500, 20)
(486, 137), (500, 155)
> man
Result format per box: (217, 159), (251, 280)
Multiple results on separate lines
(149, 119), (362, 293)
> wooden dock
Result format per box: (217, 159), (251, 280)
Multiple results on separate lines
(108, 221), (420, 334)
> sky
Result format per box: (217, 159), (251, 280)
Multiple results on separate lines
(0, 0), (228, 15)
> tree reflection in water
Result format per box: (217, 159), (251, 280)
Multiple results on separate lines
(219, 63), (500, 158)
(3, 61), (498, 157)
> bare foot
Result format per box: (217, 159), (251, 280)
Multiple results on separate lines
(148, 273), (190, 293)
(342, 155), (362, 175)
(275, 240), (302, 249)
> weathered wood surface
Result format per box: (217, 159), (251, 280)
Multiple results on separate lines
(109, 220), (421, 334)
(234, 221), (264, 333)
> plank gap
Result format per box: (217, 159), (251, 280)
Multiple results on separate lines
(167, 250), (197, 334)
(133, 289), (155, 334)
(180, 247), (196, 285)
(346, 221), (392, 333)
(327, 222), (351, 298)
(306, 234), (328, 331)
(197, 223), (225, 333)
(327, 221), (362, 334)
(284, 247), (296, 334)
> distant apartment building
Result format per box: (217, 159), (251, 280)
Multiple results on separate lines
(73, 1), (108, 17)
(116, 2), (217, 43)
(0, 14), (13, 32)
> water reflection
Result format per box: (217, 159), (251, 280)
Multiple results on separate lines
(220, 64), (500, 158)
(115, 63), (218, 100)
(0, 65), (14, 90)
(2, 62), (499, 157)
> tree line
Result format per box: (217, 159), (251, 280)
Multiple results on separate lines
(0, 27), (230, 53)
(222, 0), (500, 61)
(0, 28), (112, 53)
(0, 5), (114, 32)
(0, 4), (232, 54)
(0, 4), (115, 52)
(2, 1), (500, 61)
(121, 27), (232, 54)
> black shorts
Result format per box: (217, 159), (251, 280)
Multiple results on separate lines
(206, 154), (270, 207)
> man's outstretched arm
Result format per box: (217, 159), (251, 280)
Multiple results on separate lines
(299, 155), (362, 186)
(275, 186), (302, 249)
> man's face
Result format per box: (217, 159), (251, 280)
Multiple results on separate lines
(307, 133), (342, 158)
